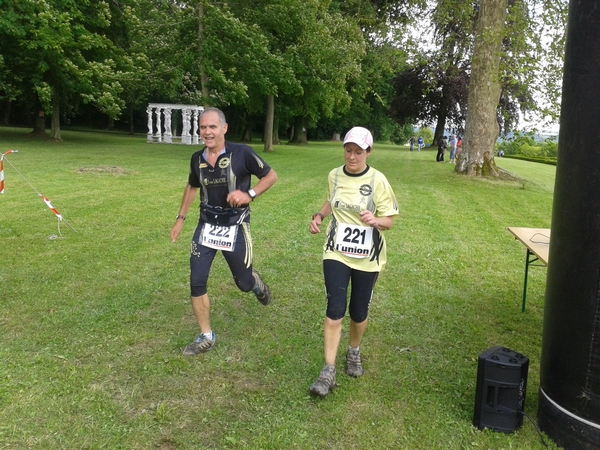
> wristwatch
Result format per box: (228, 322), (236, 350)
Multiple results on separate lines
(312, 212), (324, 221)
(248, 188), (257, 201)
(175, 214), (186, 221)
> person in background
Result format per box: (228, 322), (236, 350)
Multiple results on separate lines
(409, 136), (415, 152)
(449, 134), (457, 164)
(436, 135), (447, 162)
(171, 107), (278, 356)
(308, 126), (399, 398)
(417, 136), (424, 152)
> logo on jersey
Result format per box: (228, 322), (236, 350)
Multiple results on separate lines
(204, 177), (227, 186)
(359, 184), (372, 196)
(333, 200), (361, 213)
(218, 157), (230, 169)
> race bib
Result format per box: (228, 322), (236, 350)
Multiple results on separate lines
(335, 223), (373, 258)
(200, 224), (237, 252)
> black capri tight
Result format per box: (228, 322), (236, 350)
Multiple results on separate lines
(323, 259), (379, 323)
(190, 222), (254, 297)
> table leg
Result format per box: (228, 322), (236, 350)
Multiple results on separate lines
(522, 249), (539, 312)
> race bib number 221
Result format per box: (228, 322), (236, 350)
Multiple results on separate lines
(334, 223), (372, 258)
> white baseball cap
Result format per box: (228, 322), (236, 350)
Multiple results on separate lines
(343, 127), (373, 150)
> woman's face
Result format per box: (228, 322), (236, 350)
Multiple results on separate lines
(344, 142), (369, 174)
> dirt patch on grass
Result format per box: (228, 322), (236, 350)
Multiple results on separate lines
(76, 166), (128, 175)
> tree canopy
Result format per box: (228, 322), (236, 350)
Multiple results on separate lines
(0, 0), (567, 149)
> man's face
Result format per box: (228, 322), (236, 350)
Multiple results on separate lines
(200, 111), (228, 151)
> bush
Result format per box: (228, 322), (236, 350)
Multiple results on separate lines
(394, 123), (416, 145)
(541, 139), (558, 157)
(418, 126), (433, 146)
(496, 131), (558, 158)
(496, 131), (537, 155)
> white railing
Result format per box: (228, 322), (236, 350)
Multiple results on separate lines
(146, 103), (204, 145)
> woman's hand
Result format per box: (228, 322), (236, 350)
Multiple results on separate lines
(310, 215), (323, 234)
(360, 211), (394, 231)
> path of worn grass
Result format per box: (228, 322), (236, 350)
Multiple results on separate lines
(0, 128), (557, 449)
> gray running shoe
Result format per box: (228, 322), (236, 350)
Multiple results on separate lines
(309, 364), (337, 397)
(252, 270), (272, 306)
(182, 331), (215, 356)
(345, 346), (364, 377)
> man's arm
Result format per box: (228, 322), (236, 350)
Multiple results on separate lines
(170, 184), (199, 242)
(252, 168), (278, 197)
(227, 168), (277, 207)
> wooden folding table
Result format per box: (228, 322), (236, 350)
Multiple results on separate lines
(507, 227), (551, 312)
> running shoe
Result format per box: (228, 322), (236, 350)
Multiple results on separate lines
(345, 346), (364, 377)
(182, 331), (215, 356)
(252, 270), (272, 306)
(309, 364), (337, 397)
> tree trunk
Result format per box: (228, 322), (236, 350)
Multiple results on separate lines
(2, 101), (11, 125)
(432, 113), (447, 147)
(129, 105), (135, 135)
(433, 79), (451, 146)
(50, 89), (62, 141)
(332, 132), (341, 142)
(263, 94), (274, 152)
(288, 117), (307, 144)
(198, 3), (210, 106)
(31, 111), (47, 136)
(273, 116), (280, 145)
(241, 125), (252, 142)
(455, 0), (507, 177)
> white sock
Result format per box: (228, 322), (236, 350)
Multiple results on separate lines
(203, 331), (213, 340)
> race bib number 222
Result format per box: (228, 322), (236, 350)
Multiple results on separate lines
(200, 224), (237, 252)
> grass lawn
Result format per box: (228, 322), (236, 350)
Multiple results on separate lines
(0, 127), (558, 449)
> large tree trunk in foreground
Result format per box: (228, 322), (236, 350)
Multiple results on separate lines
(455, 0), (507, 176)
(263, 95), (274, 152)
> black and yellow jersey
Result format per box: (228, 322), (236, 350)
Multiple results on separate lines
(188, 141), (271, 220)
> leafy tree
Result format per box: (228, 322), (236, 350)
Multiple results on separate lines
(280, 2), (365, 144)
(115, 0), (188, 134)
(389, 0), (474, 145)
(217, 0), (303, 150)
(390, 60), (469, 144)
(498, 0), (568, 132)
(0, 0), (128, 140)
(452, 0), (567, 176)
(319, 1), (414, 143)
(389, 0), (566, 149)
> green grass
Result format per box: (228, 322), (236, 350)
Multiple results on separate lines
(1, 127), (558, 449)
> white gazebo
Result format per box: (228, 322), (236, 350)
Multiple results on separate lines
(146, 103), (204, 145)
